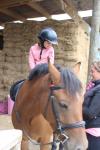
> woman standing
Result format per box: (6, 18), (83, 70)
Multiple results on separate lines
(83, 61), (100, 150)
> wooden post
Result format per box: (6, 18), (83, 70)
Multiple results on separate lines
(88, 0), (100, 80)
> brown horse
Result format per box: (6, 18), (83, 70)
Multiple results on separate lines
(11, 61), (88, 150)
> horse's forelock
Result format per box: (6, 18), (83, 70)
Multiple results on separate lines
(61, 68), (82, 96)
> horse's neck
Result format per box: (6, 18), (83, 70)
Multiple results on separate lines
(28, 75), (50, 111)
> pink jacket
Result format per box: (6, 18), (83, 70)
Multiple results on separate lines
(29, 43), (54, 70)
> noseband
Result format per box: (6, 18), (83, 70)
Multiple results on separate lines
(49, 85), (85, 150)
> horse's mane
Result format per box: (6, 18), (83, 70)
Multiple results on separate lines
(61, 68), (82, 96)
(28, 63), (82, 96)
(28, 63), (61, 80)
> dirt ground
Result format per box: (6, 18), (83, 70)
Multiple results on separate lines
(0, 114), (14, 129)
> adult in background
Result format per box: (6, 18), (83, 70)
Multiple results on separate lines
(83, 61), (100, 150)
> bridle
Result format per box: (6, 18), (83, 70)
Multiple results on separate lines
(46, 85), (85, 150)
(15, 85), (85, 150)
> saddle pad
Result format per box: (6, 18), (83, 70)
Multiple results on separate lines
(10, 80), (25, 101)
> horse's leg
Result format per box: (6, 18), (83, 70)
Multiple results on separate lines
(30, 114), (53, 150)
(40, 135), (53, 150)
(21, 138), (29, 150)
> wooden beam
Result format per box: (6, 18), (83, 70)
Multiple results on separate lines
(54, 0), (89, 30)
(64, 0), (84, 22)
(0, 9), (26, 21)
(0, 22), (4, 25)
(0, 0), (44, 9)
(0, 0), (29, 9)
(54, 0), (81, 22)
(27, 1), (50, 18)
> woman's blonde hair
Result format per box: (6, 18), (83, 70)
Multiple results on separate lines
(92, 61), (100, 72)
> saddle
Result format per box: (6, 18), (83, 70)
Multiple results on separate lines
(10, 79), (25, 102)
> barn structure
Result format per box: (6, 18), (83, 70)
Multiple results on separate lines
(0, 0), (94, 102)
(1, 0), (100, 149)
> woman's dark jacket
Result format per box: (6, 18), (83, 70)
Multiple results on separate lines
(83, 80), (100, 128)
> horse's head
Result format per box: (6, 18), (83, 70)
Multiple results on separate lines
(12, 61), (88, 150)
(48, 61), (88, 150)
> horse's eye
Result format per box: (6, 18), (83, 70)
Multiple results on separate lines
(59, 101), (68, 109)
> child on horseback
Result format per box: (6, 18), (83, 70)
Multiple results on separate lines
(28, 27), (58, 70)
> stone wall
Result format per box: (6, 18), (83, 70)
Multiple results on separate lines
(0, 20), (90, 100)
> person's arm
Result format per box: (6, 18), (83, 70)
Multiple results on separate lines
(83, 91), (100, 119)
(29, 47), (36, 70)
(49, 48), (54, 64)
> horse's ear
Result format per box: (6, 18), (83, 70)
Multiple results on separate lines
(73, 61), (81, 74)
(48, 58), (61, 85)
